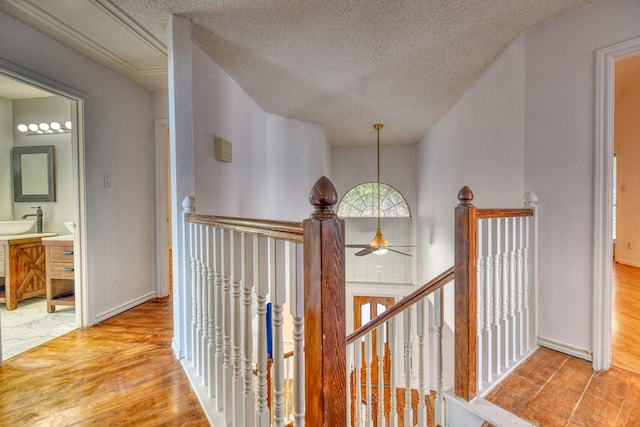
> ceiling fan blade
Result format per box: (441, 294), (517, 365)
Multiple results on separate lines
(354, 248), (374, 257)
(346, 244), (371, 248)
(387, 245), (415, 248)
(387, 248), (412, 257)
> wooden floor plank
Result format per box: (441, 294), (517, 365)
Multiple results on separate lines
(0, 297), (208, 426)
(612, 262), (640, 373)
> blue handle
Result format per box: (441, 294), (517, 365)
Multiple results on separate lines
(63, 267), (75, 273)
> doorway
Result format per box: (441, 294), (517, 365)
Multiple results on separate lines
(593, 36), (640, 371)
(611, 53), (640, 373)
(0, 69), (85, 362)
(154, 119), (171, 297)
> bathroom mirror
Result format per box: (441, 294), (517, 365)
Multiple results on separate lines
(12, 145), (56, 202)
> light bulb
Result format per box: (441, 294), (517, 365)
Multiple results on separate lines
(28, 123), (39, 132)
(50, 121), (60, 130)
(373, 248), (388, 255)
(65, 121), (72, 129)
(17, 124), (28, 132)
(39, 122), (50, 131)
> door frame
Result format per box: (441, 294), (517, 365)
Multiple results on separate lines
(0, 59), (88, 329)
(593, 36), (640, 371)
(154, 118), (170, 297)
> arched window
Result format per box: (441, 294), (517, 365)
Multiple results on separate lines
(337, 182), (411, 218)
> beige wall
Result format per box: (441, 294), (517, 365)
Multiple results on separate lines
(615, 54), (640, 267)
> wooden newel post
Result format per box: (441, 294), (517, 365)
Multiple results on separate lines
(454, 186), (477, 401)
(304, 176), (346, 426)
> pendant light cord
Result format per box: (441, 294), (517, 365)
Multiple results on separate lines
(374, 124), (383, 230)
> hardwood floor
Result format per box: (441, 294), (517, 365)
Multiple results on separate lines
(485, 347), (640, 426)
(0, 296), (208, 426)
(612, 262), (640, 374)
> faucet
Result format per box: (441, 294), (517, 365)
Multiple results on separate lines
(22, 206), (43, 233)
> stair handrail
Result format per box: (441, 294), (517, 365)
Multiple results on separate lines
(346, 266), (455, 345)
(185, 213), (303, 243)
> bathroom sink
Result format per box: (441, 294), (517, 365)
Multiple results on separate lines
(0, 220), (36, 236)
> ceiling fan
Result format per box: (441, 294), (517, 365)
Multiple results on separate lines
(346, 124), (412, 257)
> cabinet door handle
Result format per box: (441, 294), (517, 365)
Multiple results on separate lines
(63, 267), (75, 273)
(63, 250), (74, 255)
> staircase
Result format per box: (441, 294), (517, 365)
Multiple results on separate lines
(174, 177), (540, 426)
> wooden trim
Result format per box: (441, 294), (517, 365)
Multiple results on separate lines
(476, 208), (534, 219)
(346, 266), (455, 345)
(303, 176), (346, 427)
(186, 214), (303, 243)
(303, 216), (346, 426)
(454, 186), (477, 401)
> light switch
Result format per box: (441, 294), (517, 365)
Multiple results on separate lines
(104, 173), (112, 187)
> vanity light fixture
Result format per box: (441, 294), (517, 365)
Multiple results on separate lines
(16, 121), (72, 135)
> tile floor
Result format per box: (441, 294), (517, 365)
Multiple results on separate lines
(485, 347), (640, 426)
(1, 296), (77, 361)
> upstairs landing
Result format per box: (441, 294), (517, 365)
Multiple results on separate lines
(485, 347), (640, 426)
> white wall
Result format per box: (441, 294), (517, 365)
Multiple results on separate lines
(11, 97), (73, 235)
(191, 42), (330, 220)
(0, 11), (156, 323)
(524, 0), (640, 353)
(331, 143), (417, 212)
(417, 37), (526, 284)
(0, 97), (12, 220)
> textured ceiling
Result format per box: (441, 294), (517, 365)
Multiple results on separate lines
(0, 0), (599, 146)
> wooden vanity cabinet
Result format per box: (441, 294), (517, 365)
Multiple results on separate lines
(43, 239), (75, 312)
(0, 235), (50, 310)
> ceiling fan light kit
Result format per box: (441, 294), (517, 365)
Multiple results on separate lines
(347, 123), (411, 257)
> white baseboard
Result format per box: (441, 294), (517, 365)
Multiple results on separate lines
(181, 361), (226, 426)
(616, 259), (640, 268)
(94, 291), (156, 323)
(537, 336), (592, 361)
(172, 338), (183, 360)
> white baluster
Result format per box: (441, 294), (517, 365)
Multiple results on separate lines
(189, 221), (197, 367)
(376, 325), (386, 427)
(269, 238), (285, 426)
(403, 307), (413, 427)
(355, 340), (362, 427)
(288, 242), (305, 427)
(214, 228), (225, 410)
(434, 288), (444, 426)
(509, 218), (517, 363)
(182, 197), (195, 363)
(231, 231), (244, 426)
(364, 333), (373, 427)
(255, 237), (270, 427)
(483, 219), (493, 385)
(517, 218), (524, 356)
(417, 299), (426, 426)
(476, 221), (483, 392)
(243, 235), (256, 427)
(207, 226), (216, 398)
(200, 224), (209, 384)
(195, 224), (203, 377)
(493, 218), (502, 375)
(389, 317), (398, 427)
(222, 229), (233, 425)
(523, 217), (531, 351)
(501, 218), (510, 369)
(347, 346), (353, 427)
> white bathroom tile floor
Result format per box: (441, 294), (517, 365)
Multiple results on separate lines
(0, 296), (77, 361)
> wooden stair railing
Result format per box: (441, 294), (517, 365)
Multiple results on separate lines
(346, 267), (455, 426)
(180, 180), (536, 426)
(455, 186), (536, 400)
(182, 176), (345, 426)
